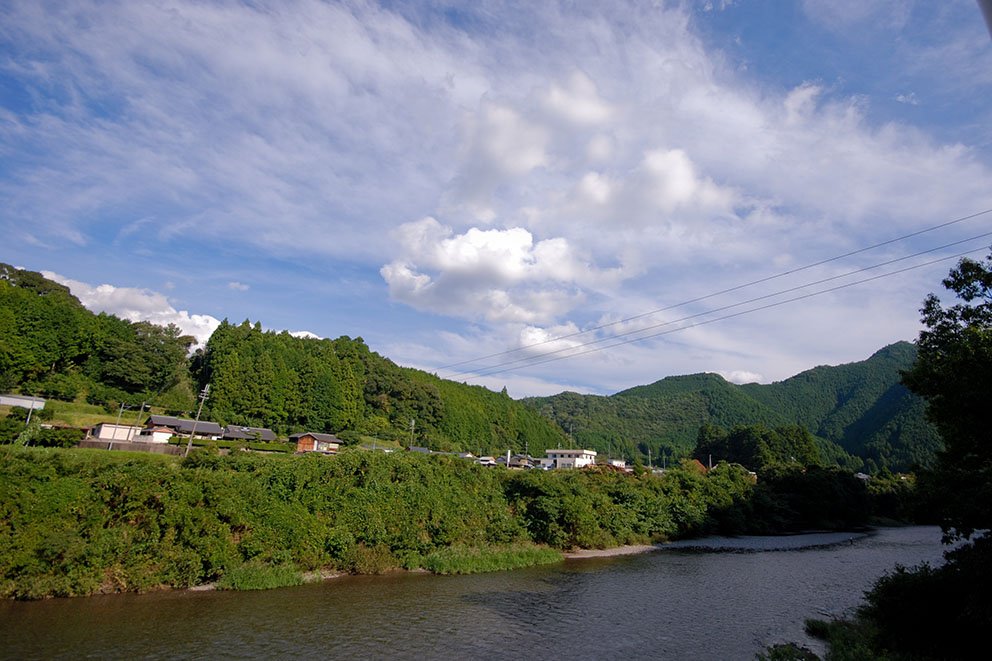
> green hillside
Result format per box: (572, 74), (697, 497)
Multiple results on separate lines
(525, 342), (941, 472)
(1, 264), (565, 455)
(2, 263), (938, 469)
(192, 318), (565, 453)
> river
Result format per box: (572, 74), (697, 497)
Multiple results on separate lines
(0, 526), (948, 660)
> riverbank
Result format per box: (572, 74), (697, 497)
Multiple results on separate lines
(1, 446), (893, 599)
(0, 527), (948, 660)
(562, 531), (871, 560)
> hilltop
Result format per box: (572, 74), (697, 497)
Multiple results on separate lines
(3, 263), (938, 469)
(523, 342), (940, 472)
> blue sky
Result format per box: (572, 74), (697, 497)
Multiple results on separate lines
(2, 0), (991, 397)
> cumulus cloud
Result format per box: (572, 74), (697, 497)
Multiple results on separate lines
(381, 217), (619, 324)
(4, 1), (991, 397)
(289, 330), (322, 340)
(42, 272), (221, 346)
(719, 370), (763, 384)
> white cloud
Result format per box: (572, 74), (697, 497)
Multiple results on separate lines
(42, 271), (221, 346)
(719, 370), (763, 384)
(289, 330), (322, 340)
(896, 92), (920, 105)
(3, 1), (991, 398)
(381, 217), (618, 324)
(227, 281), (250, 291)
(543, 71), (613, 125)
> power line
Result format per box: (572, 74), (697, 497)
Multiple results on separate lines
(436, 207), (992, 373)
(446, 231), (992, 378)
(459, 244), (991, 381)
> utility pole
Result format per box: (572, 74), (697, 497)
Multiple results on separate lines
(648, 448), (652, 469)
(128, 402), (145, 441)
(109, 402), (127, 451)
(21, 394), (39, 447)
(184, 385), (210, 458)
(409, 418), (415, 447)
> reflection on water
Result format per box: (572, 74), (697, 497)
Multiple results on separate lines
(0, 527), (948, 661)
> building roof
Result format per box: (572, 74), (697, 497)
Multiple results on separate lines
(146, 414), (223, 436)
(289, 432), (341, 443)
(223, 425), (276, 442)
(545, 448), (597, 456)
(407, 446), (430, 453)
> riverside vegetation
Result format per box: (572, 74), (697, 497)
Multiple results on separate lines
(761, 252), (992, 661)
(0, 441), (910, 600)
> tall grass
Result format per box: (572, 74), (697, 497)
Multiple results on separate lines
(421, 544), (563, 575)
(217, 563), (306, 591)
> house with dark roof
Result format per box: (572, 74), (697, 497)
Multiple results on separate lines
(145, 414), (223, 440)
(291, 432), (341, 453)
(222, 425), (276, 443)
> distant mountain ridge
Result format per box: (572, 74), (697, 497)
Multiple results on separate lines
(2, 263), (939, 469)
(523, 342), (941, 472)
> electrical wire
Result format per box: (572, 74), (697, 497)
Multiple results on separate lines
(436, 207), (992, 372)
(458, 243), (991, 381)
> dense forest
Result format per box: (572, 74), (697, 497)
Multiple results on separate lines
(1, 445), (901, 599)
(2, 263), (941, 468)
(1, 264), (564, 456)
(192, 319), (564, 453)
(0, 263), (198, 411)
(524, 342), (941, 472)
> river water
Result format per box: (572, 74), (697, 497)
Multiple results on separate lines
(0, 527), (948, 660)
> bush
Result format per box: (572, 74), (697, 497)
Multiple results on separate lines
(216, 562), (305, 591)
(34, 428), (85, 448)
(421, 544), (562, 574)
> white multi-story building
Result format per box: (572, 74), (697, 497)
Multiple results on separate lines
(542, 448), (597, 469)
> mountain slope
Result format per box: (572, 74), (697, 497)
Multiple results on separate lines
(525, 342), (940, 471)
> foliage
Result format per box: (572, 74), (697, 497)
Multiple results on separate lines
(420, 544), (562, 574)
(750, 464), (870, 532)
(901, 252), (992, 541)
(193, 319), (565, 455)
(0, 264), (196, 411)
(755, 643), (821, 661)
(33, 427), (85, 448)
(0, 445), (874, 599)
(525, 344), (938, 473)
(216, 562), (306, 591)
(694, 423), (821, 471)
(806, 253), (992, 660)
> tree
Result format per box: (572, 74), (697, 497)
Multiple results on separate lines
(902, 251), (992, 541)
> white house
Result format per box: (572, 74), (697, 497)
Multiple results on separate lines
(543, 448), (597, 469)
(90, 423), (144, 442)
(133, 426), (176, 444)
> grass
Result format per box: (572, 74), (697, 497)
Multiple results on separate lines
(216, 563), (307, 591)
(2, 400), (153, 429)
(2, 444), (179, 466)
(420, 544), (563, 575)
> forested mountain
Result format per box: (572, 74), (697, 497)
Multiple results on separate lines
(524, 343), (941, 472)
(0, 264), (198, 410)
(2, 264), (938, 469)
(192, 319), (564, 453)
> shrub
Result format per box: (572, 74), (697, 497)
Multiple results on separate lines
(217, 562), (305, 591)
(421, 544), (562, 574)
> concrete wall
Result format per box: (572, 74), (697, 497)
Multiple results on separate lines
(77, 439), (183, 455)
